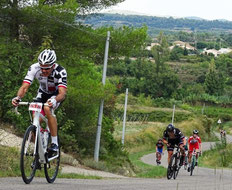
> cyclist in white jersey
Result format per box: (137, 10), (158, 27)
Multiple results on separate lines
(12, 49), (67, 153)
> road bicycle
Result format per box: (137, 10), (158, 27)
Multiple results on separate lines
(156, 152), (162, 165)
(220, 130), (227, 144)
(183, 144), (188, 170)
(184, 151), (188, 170)
(16, 102), (60, 184)
(167, 145), (181, 180)
(189, 149), (198, 176)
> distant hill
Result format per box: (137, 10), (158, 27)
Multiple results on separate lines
(83, 13), (232, 31)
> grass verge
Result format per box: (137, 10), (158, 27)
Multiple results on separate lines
(129, 149), (166, 178)
(199, 142), (232, 169)
(0, 145), (101, 179)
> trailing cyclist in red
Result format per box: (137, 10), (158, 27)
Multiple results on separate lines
(187, 130), (202, 171)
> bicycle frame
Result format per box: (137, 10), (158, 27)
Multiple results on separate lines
(172, 146), (181, 162)
(156, 152), (162, 159)
(190, 148), (198, 163)
(189, 148), (198, 176)
(18, 102), (58, 164)
(192, 150), (196, 163)
(167, 145), (181, 180)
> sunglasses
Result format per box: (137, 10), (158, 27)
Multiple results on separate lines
(39, 65), (53, 70)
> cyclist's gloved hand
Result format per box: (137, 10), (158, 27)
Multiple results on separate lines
(48, 98), (57, 109)
(12, 96), (21, 107)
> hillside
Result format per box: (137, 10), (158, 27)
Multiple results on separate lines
(83, 13), (232, 32)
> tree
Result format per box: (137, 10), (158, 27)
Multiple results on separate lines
(0, 0), (125, 39)
(196, 41), (207, 49)
(151, 31), (170, 73)
(0, 0), (148, 160)
(169, 46), (184, 61)
(204, 59), (225, 95)
(76, 0), (125, 13)
(144, 68), (180, 98)
(183, 45), (188, 56)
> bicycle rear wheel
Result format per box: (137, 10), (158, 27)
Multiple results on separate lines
(44, 134), (60, 183)
(156, 152), (161, 166)
(167, 155), (175, 180)
(20, 125), (37, 184)
(184, 155), (188, 170)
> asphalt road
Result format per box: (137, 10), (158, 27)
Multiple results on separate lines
(1, 169), (232, 190)
(1, 134), (232, 190)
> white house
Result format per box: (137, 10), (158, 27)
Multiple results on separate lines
(202, 48), (232, 57)
(145, 43), (160, 50)
(172, 41), (196, 50)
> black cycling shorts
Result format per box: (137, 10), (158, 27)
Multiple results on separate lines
(34, 89), (60, 110)
(34, 89), (58, 103)
(167, 138), (184, 151)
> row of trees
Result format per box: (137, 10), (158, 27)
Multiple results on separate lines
(85, 13), (232, 31)
(2, 0), (232, 167)
(107, 32), (232, 105)
(0, 0), (150, 166)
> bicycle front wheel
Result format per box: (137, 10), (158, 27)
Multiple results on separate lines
(190, 156), (195, 176)
(20, 125), (37, 184)
(174, 154), (181, 179)
(44, 135), (60, 183)
(167, 155), (175, 180)
(173, 156), (178, 179)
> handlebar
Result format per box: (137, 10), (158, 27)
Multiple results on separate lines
(14, 102), (49, 115)
(18, 102), (49, 106)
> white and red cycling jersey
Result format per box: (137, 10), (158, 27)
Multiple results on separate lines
(188, 136), (201, 152)
(23, 62), (67, 94)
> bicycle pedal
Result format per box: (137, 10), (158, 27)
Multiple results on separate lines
(47, 151), (58, 159)
(31, 162), (41, 170)
(36, 164), (42, 170)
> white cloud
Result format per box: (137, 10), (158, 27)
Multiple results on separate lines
(104, 0), (232, 21)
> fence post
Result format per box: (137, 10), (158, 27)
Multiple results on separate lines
(122, 88), (128, 145)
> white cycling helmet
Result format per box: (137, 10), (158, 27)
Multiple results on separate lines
(38, 49), (56, 67)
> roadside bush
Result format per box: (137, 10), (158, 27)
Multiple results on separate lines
(137, 94), (154, 107)
(116, 93), (139, 105)
(124, 125), (165, 152)
(218, 114), (232, 122)
(201, 143), (232, 168)
(177, 118), (210, 140)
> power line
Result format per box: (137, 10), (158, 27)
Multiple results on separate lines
(34, 8), (108, 41)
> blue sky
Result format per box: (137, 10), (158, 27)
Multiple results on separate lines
(102, 0), (232, 21)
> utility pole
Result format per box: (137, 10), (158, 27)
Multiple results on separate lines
(94, 31), (110, 162)
(121, 88), (128, 145)
(194, 29), (197, 50)
(171, 104), (175, 125)
(201, 103), (205, 115)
